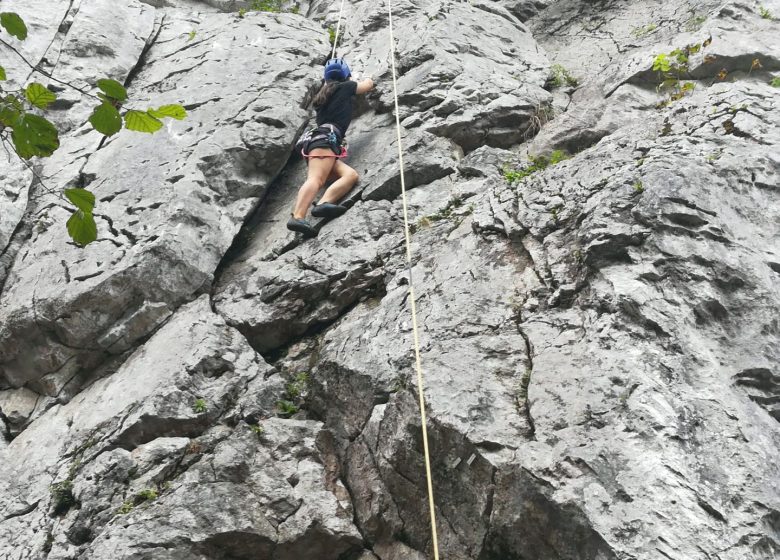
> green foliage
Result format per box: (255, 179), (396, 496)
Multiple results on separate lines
(418, 196), (464, 227)
(25, 83), (57, 109)
(64, 187), (98, 246)
(632, 181), (644, 194)
(758, 5), (773, 19)
(516, 367), (532, 402)
(549, 64), (578, 88)
(253, 0), (284, 11)
(0, 12), (28, 40)
(503, 150), (570, 184)
(187, 30), (197, 42)
(285, 372), (309, 400)
(149, 104), (187, 120)
(391, 374), (410, 393)
(117, 488), (158, 515)
(0, 11), (188, 249)
(276, 399), (299, 416)
(10, 113), (60, 158)
(66, 210), (97, 246)
(124, 109), (163, 133)
(116, 501), (134, 515)
(327, 26), (343, 48)
(275, 371), (309, 417)
(770, 76), (780, 87)
(685, 15), (707, 31)
(250, 423), (265, 437)
(96, 78), (127, 102)
(50, 480), (76, 516)
(89, 103), (123, 136)
(238, 0), (299, 14)
(653, 41), (710, 107)
(631, 23), (657, 38)
(136, 488), (158, 501)
(193, 398), (207, 413)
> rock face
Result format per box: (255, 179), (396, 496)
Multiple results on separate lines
(1, 0), (779, 559)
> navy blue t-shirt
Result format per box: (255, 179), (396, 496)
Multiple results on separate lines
(316, 80), (358, 135)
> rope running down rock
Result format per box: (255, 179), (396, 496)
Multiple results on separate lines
(386, 0), (442, 558)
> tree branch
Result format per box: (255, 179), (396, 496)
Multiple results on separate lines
(0, 37), (102, 101)
(0, 133), (66, 202)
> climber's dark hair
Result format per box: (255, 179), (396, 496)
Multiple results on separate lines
(312, 80), (340, 109)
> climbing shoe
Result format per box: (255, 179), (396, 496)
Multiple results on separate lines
(311, 202), (348, 219)
(286, 217), (318, 238)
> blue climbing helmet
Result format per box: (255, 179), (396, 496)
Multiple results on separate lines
(324, 58), (351, 81)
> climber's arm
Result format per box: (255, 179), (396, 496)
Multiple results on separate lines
(356, 78), (374, 94)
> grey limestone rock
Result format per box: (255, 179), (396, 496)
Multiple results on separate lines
(0, 0), (779, 558)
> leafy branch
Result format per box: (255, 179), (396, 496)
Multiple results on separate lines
(0, 11), (187, 247)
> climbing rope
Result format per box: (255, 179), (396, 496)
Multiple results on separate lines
(387, 1), (441, 559)
(331, 0), (346, 59)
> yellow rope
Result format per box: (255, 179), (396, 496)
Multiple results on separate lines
(331, 0), (346, 59)
(386, 1), (441, 558)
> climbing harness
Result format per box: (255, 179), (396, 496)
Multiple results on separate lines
(296, 123), (348, 159)
(387, 0), (441, 558)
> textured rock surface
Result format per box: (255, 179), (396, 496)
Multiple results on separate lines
(1, 0), (779, 558)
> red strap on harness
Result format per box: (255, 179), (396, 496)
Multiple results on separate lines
(302, 146), (349, 159)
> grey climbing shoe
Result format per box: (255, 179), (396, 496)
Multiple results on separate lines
(286, 217), (318, 237)
(311, 202), (348, 219)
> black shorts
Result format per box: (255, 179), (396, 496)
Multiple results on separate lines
(305, 138), (340, 155)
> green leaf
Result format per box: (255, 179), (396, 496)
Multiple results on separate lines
(652, 53), (671, 73)
(96, 78), (127, 102)
(0, 65), (6, 81)
(25, 83), (57, 109)
(0, 12), (28, 40)
(11, 113), (60, 159)
(66, 209), (97, 247)
(0, 105), (18, 127)
(124, 110), (163, 133)
(64, 188), (95, 213)
(89, 102), (122, 136)
(148, 104), (187, 120)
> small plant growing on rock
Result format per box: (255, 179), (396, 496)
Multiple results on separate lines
(250, 0), (284, 12)
(192, 398), (207, 413)
(758, 5), (773, 19)
(276, 400), (299, 416)
(285, 372), (309, 399)
(652, 41), (709, 107)
(327, 26), (342, 49)
(136, 488), (158, 502)
(631, 23), (658, 38)
(116, 488), (158, 515)
(769, 76), (780, 87)
(685, 14), (707, 31)
(503, 150), (570, 184)
(116, 501), (134, 515)
(633, 181), (645, 194)
(276, 372), (308, 417)
(391, 374), (410, 393)
(50, 480), (76, 516)
(419, 196), (465, 227)
(549, 64), (578, 88)
(250, 424), (265, 438)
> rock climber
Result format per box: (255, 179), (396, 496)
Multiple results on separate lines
(287, 57), (374, 237)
